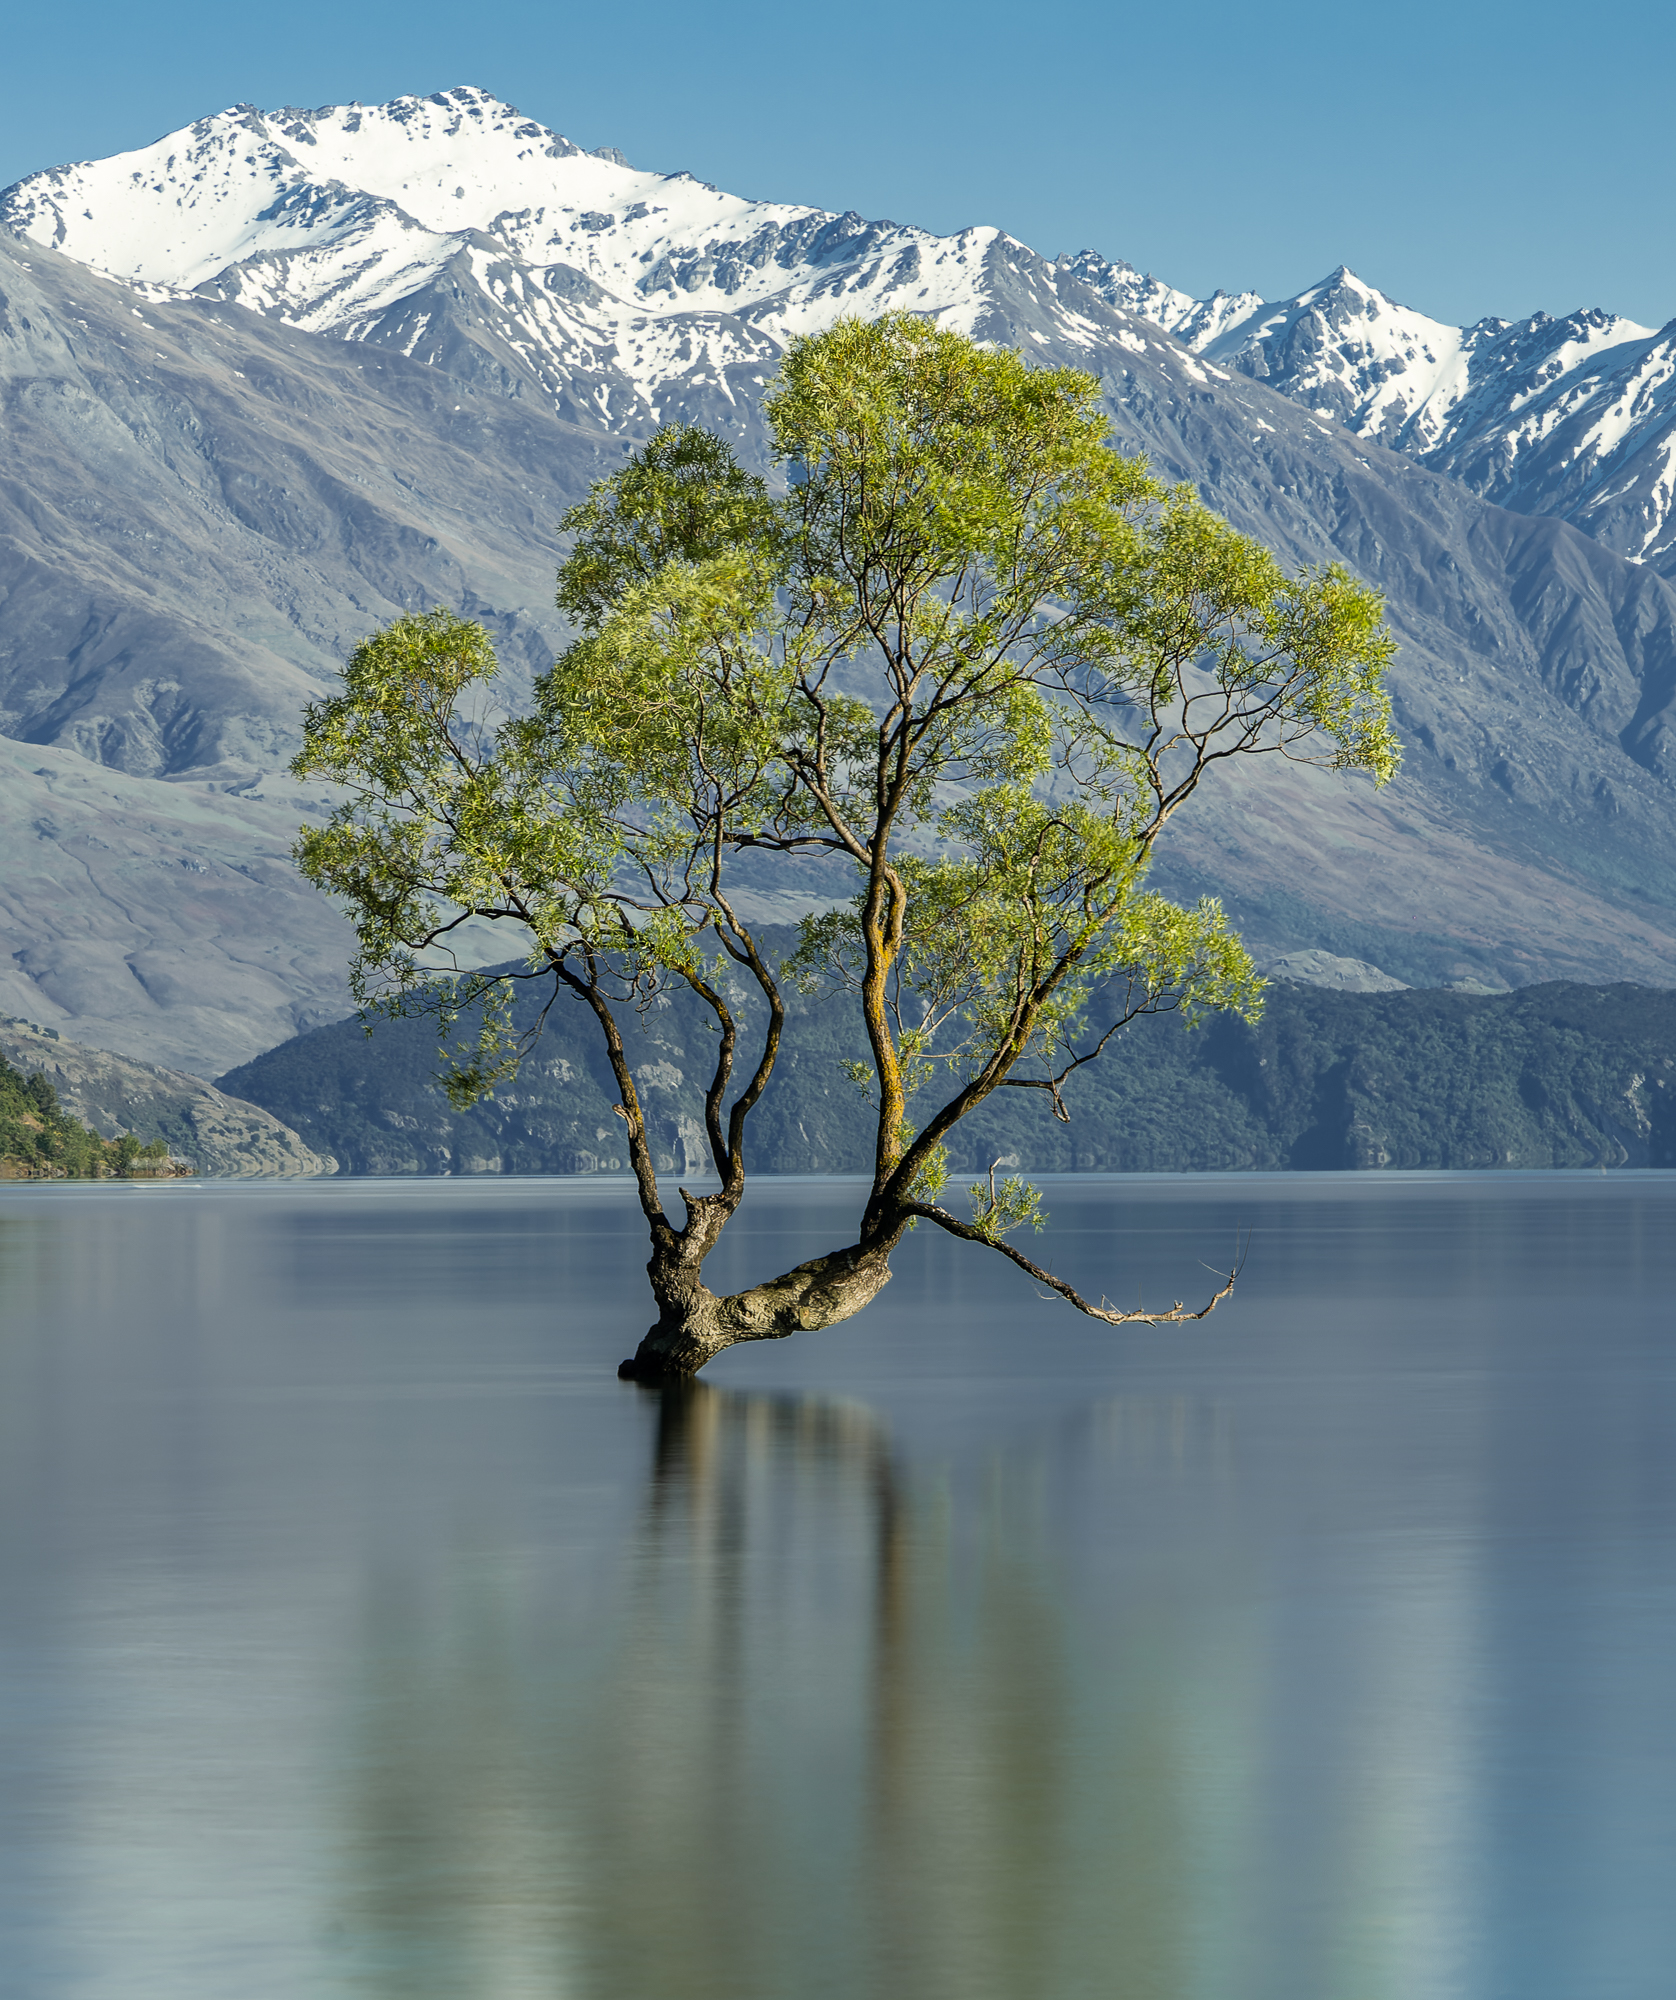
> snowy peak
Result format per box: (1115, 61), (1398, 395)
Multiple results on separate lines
(1430, 315), (1676, 567)
(0, 87), (1174, 445)
(1055, 248), (1262, 350)
(0, 84), (996, 320)
(0, 90), (1030, 371)
(1, 83), (879, 327)
(8, 86), (1676, 572)
(1195, 262), (1674, 565)
(0, 88), (611, 288)
(1200, 266), (1482, 453)
(1205, 264), (1654, 452)
(2, 86), (1258, 393)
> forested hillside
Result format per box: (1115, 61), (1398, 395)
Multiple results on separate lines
(220, 972), (1676, 1177)
(0, 1042), (173, 1177)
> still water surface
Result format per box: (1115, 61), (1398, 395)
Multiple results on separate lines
(1, 1173), (1673, 1999)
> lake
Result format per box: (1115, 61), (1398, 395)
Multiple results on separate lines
(1, 1173), (1673, 1999)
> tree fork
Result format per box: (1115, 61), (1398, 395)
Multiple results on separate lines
(620, 1227), (905, 1381)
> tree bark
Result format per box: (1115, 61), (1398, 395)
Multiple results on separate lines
(619, 1205), (906, 1381)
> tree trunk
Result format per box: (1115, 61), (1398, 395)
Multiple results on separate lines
(619, 1221), (905, 1381)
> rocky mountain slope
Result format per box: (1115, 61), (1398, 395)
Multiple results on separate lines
(0, 223), (617, 1068)
(5, 88), (1676, 1078)
(0, 223), (614, 779)
(2, 1017), (330, 1173)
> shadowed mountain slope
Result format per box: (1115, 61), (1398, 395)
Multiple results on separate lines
(219, 966), (1676, 1176)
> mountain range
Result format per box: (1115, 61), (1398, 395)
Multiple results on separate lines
(13, 92), (1671, 574)
(1074, 261), (1676, 577)
(4, 85), (1676, 1077)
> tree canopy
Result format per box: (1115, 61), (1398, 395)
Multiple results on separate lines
(294, 313), (1398, 1377)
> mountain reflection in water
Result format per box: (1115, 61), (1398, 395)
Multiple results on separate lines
(1, 1175), (1673, 1999)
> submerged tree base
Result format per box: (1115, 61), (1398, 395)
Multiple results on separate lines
(614, 1192), (1248, 1380)
(619, 1236), (902, 1381)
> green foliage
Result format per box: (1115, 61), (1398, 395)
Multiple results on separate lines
(790, 789), (1260, 1104)
(555, 426), (779, 634)
(291, 312), (1399, 1236)
(967, 1161), (1047, 1244)
(0, 1053), (172, 1178)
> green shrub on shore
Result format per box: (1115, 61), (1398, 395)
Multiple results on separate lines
(0, 1053), (175, 1178)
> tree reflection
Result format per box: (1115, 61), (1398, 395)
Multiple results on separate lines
(328, 1384), (1211, 1999)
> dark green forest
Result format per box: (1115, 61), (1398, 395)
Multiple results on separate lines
(220, 961), (1676, 1178)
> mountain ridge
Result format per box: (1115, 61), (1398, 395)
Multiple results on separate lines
(1147, 264), (1676, 577)
(10, 88), (1673, 570)
(5, 90), (1676, 1075)
(217, 964), (1676, 1177)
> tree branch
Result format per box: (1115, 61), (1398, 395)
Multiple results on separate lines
(900, 1202), (1245, 1324)
(995, 987), (1190, 1119)
(554, 952), (676, 1252)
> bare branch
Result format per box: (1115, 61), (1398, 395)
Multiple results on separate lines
(553, 951), (676, 1251)
(902, 1203), (1247, 1324)
(996, 986), (1193, 1116)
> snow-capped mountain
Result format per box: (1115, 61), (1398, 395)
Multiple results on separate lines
(1425, 315), (1676, 570)
(1178, 268), (1676, 573)
(0, 86), (1130, 444)
(10, 86), (1673, 573)
(1051, 250), (1262, 351)
(1200, 268), (1650, 453)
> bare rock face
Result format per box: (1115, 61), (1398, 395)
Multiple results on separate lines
(0, 1019), (333, 1176)
(1264, 951), (1410, 993)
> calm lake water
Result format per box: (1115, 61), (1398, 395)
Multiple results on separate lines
(1, 1173), (1673, 1999)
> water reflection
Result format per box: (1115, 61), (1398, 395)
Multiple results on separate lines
(322, 1385), (1123, 1998)
(4, 1178), (1676, 1998)
(322, 1380), (1480, 2000)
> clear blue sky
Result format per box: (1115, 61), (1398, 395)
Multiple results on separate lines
(6, 0), (1672, 330)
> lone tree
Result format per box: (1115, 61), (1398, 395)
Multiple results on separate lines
(294, 315), (1397, 1379)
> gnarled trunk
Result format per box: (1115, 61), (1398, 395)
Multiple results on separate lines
(619, 1206), (906, 1380)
